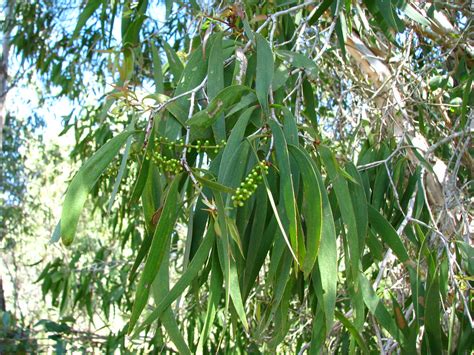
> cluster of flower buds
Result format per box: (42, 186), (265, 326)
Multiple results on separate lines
(154, 136), (226, 153)
(146, 152), (183, 174)
(232, 161), (269, 207)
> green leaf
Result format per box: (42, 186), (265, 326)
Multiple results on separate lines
(319, 146), (360, 284)
(242, 187), (272, 298)
(197, 252), (223, 353)
(60, 131), (135, 246)
(288, 145), (322, 277)
(302, 79), (319, 129)
(130, 132), (155, 204)
(334, 310), (370, 354)
(174, 44), (208, 113)
(308, 0), (334, 25)
(276, 50), (317, 77)
(145, 93), (187, 126)
(242, 17), (255, 43)
(225, 93), (257, 118)
(377, 0), (399, 30)
(151, 42), (164, 93)
(368, 205), (409, 263)
(163, 41), (184, 83)
(424, 258), (443, 352)
(335, 12), (348, 57)
(135, 224), (216, 334)
(269, 120), (300, 263)
(128, 175), (182, 333)
(312, 162), (338, 333)
(261, 173), (299, 267)
(218, 106), (256, 182)
(400, 3), (431, 27)
(72, 0), (102, 39)
(360, 275), (400, 340)
(346, 163), (368, 258)
(151, 240), (191, 355)
(187, 85), (251, 127)
(215, 195), (249, 331)
(107, 122), (134, 214)
(193, 172), (235, 194)
(255, 33), (274, 114)
(208, 32), (226, 141)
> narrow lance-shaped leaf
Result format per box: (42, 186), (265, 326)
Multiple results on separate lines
(269, 120), (300, 263)
(288, 145), (323, 277)
(163, 41), (184, 83)
(107, 118), (136, 214)
(72, 0), (102, 39)
(197, 251), (223, 354)
(128, 175), (182, 333)
(215, 194), (249, 331)
(151, 240), (191, 355)
(334, 310), (370, 354)
(134, 223), (216, 334)
(151, 42), (164, 93)
(312, 161), (338, 333)
(207, 32), (226, 141)
(360, 275), (401, 341)
(255, 33), (273, 114)
(218, 106), (256, 182)
(60, 131), (135, 246)
(308, 0), (334, 25)
(319, 145), (360, 284)
(367, 205), (410, 263)
(346, 163), (368, 258)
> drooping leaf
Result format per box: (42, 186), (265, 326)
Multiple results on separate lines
(334, 310), (370, 353)
(360, 275), (400, 341)
(255, 33), (274, 114)
(151, 240), (191, 355)
(60, 131), (135, 246)
(207, 32), (226, 141)
(135, 223), (216, 334)
(163, 41), (184, 83)
(128, 175), (182, 333)
(72, 0), (102, 39)
(319, 146), (360, 284)
(269, 120), (300, 263)
(288, 145), (322, 277)
(151, 42), (164, 93)
(308, 0), (334, 26)
(368, 205), (410, 263)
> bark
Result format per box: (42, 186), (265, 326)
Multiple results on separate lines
(0, 276), (5, 312)
(345, 32), (457, 236)
(0, 0), (14, 150)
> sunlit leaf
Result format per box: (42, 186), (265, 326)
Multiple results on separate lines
(60, 131), (135, 246)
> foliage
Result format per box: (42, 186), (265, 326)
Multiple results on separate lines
(3, 0), (473, 353)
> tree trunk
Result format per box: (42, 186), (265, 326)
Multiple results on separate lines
(0, 276), (5, 312)
(345, 31), (457, 236)
(0, 0), (14, 150)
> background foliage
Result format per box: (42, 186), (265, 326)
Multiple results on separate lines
(1, 0), (473, 353)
